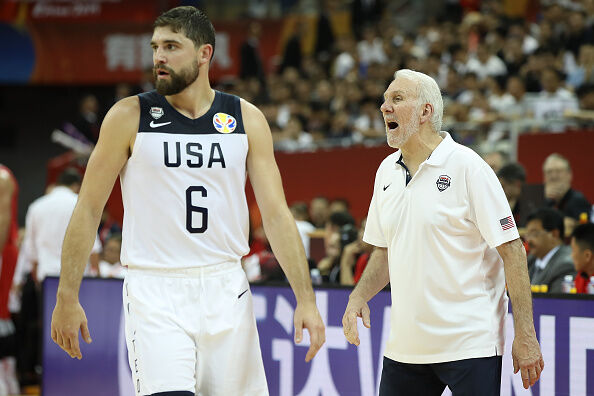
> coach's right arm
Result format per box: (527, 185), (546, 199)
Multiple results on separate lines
(51, 97), (138, 360)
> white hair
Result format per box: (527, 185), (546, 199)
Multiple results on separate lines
(394, 69), (443, 132)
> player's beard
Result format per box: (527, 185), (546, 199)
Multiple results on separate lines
(154, 61), (199, 96)
(387, 115), (419, 148)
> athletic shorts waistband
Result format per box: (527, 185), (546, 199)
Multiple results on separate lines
(126, 261), (241, 278)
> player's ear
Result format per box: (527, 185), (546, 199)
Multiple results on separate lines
(198, 43), (214, 66)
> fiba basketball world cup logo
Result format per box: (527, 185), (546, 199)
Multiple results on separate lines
(213, 112), (237, 134)
(436, 175), (451, 192)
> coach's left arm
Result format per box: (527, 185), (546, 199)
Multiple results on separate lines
(242, 99), (326, 362)
(497, 238), (544, 389)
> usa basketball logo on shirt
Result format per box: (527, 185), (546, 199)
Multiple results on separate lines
(213, 113), (237, 134)
(436, 175), (451, 192)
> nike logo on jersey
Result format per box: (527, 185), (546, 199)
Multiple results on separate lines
(238, 289), (249, 299)
(150, 121), (172, 128)
(383, 184), (391, 191)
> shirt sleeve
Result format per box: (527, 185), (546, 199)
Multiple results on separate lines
(468, 163), (520, 248)
(363, 164), (388, 248)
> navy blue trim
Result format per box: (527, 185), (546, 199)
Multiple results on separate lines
(395, 156), (412, 186)
(137, 90), (246, 135)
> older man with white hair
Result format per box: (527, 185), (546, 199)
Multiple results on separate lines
(342, 69), (544, 395)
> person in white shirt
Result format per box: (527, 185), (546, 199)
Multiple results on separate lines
(342, 69), (544, 395)
(525, 208), (576, 293)
(98, 233), (126, 279)
(20, 168), (101, 284)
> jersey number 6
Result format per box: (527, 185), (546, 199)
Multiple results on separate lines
(186, 186), (208, 233)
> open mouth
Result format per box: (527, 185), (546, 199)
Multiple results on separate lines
(156, 69), (170, 78)
(387, 121), (398, 130)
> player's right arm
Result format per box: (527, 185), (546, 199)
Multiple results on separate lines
(51, 97), (139, 359)
(342, 246), (389, 346)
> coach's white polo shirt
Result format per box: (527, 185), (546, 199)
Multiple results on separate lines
(364, 131), (519, 364)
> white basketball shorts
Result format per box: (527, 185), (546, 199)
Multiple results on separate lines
(122, 262), (269, 396)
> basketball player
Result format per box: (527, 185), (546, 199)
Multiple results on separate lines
(342, 70), (543, 395)
(0, 165), (19, 394)
(50, 7), (325, 396)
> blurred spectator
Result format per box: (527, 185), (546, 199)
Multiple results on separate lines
(543, 153), (591, 236)
(570, 223), (594, 293)
(525, 208), (576, 293)
(532, 68), (579, 122)
(18, 168), (101, 284)
(98, 234), (125, 279)
(566, 44), (594, 89)
(576, 83), (594, 111)
(339, 218), (373, 285)
(353, 99), (385, 141)
(333, 36), (358, 79)
(329, 199), (350, 215)
(0, 166), (19, 394)
(503, 75), (530, 119)
(279, 20), (305, 74)
(309, 196), (330, 228)
(290, 202), (315, 259)
(565, 10), (594, 58)
(482, 149), (508, 173)
(240, 22), (266, 86)
(466, 43), (507, 80)
(357, 25), (388, 70)
(497, 163), (535, 228)
(317, 231), (341, 283)
(70, 94), (101, 144)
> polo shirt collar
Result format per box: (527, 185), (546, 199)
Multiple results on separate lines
(393, 131), (455, 169)
(424, 131), (454, 167)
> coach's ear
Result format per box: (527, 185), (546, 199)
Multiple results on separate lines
(420, 103), (433, 125)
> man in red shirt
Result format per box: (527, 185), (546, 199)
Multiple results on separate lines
(570, 223), (594, 293)
(0, 164), (19, 394)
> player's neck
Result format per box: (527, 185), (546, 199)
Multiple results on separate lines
(400, 127), (442, 168)
(165, 75), (215, 119)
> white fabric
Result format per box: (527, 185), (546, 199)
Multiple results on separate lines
(295, 220), (315, 259)
(535, 245), (561, 271)
(465, 55), (507, 80)
(120, 131), (249, 270)
(364, 131), (519, 364)
(98, 260), (127, 279)
(21, 186), (101, 281)
(123, 262), (268, 396)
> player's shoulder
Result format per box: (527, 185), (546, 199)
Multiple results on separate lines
(0, 167), (14, 193)
(239, 97), (264, 119)
(109, 95), (140, 119)
(100, 95), (140, 139)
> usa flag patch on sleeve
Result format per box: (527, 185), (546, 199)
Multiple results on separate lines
(499, 216), (515, 231)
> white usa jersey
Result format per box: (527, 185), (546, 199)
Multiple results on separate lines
(120, 90), (250, 269)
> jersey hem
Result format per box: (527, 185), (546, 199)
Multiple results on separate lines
(384, 345), (503, 364)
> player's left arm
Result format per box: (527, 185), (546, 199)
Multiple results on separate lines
(243, 99), (325, 362)
(497, 238), (544, 389)
(0, 169), (15, 252)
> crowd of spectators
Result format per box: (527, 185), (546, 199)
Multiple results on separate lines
(213, 0), (594, 156)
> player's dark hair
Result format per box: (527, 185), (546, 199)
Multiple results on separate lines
(527, 208), (565, 238)
(57, 168), (82, 187)
(497, 163), (526, 182)
(154, 6), (216, 55)
(572, 223), (594, 252)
